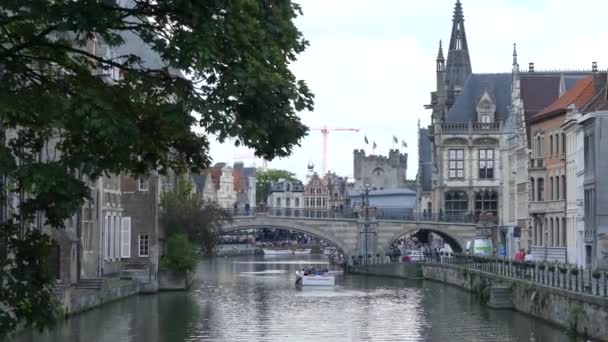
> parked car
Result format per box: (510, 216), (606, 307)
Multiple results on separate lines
(402, 250), (425, 262)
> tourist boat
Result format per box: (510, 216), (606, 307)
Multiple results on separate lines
(295, 270), (335, 286)
(263, 248), (312, 255)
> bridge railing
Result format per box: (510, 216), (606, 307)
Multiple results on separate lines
(425, 253), (608, 297)
(229, 206), (477, 224)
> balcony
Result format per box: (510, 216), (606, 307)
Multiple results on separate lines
(530, 158), (544, 169)
(439, 122), (501, 134)
(529, 200), (565, 214)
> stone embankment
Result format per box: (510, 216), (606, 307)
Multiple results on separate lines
(422, 263), (608, 341)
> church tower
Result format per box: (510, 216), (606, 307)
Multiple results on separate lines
(444, 0), (472, 109)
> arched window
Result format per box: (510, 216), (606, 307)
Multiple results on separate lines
(538, 178), (544, 201)
(445, 191), (468, 218)
(550, 135), (553, 156)
(536, 136), (542, 158)
(562, 217), (567, 247)
(475, 190), (498, 217)
(556, 176), (560, 200)
(530, 178), (535, 202)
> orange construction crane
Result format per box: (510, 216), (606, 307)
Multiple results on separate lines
(310, 125), (360, 176)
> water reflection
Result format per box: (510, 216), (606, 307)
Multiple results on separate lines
(15, 255), (587, 342)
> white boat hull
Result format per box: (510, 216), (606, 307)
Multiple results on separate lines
(292, 249), (311, 255)
(263, 248), (311, 255)
(295, 271), (335, 286)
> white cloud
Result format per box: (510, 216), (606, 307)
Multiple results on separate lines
(210, 0), (608, 181)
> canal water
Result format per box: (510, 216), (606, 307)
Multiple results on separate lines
(16, 254), (586, 342)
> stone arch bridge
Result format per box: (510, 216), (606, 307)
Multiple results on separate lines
(222, 213), (476, 260)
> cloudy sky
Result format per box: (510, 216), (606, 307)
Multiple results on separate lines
(209, 0), (608, 181)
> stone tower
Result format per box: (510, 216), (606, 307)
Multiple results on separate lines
(353, 149), (407, 190)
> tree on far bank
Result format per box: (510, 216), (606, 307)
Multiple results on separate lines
(256, 168), (298, 204)
(0, 0), (313, 337)
(160, 180), (232, 256)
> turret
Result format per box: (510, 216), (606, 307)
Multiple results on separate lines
(436, 40), (446, 96)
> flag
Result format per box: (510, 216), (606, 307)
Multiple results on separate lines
(373, 141), (377, 149)
(402, 140), (407, 148)
(364, 136), (369, 144)
(393, 136), (398, 144)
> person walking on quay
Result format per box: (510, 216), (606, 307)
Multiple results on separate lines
(514, 249), (525, 277)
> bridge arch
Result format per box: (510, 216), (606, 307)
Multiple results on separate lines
(222, 219), (350, 257)
(380, 227), (466, 256)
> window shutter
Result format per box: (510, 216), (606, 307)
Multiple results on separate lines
(121, 217), (131, 258)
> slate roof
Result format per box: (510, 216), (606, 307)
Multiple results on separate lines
(242, 167), (255, 178)
(580, 73), (608, 112)
(520, 73), (590, 119)
(191, 174), (207, 193)
(532, 76), (595, 121)
(446, 73), (512, 123)
(418, 128), (432, 189)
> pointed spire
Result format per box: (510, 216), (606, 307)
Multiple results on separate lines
(445, 0), (472, 108)
(512, 43), (518, 66)
(437, 40), (445, 61)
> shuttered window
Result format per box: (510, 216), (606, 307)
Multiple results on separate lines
(121, 217), (131, 258)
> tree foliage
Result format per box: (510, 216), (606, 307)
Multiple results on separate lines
(160, 180), (232, 256)
(0, 225), (62, 339)
(160, 233), (197, 273)
(255, 168), (298, 204)
(0, 0), (312, 336)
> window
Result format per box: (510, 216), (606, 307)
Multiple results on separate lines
(475, 191), (498, 217)
(276, 197), (281, 207)
(562, 175), (566, 200)
(530, 178), (535, 202)
(138, 234), (149, 257)
(480, 114), (490, 123)
(114, 216), (120, 259)
(295, 198), (300, 207)
(109, 215), (114, 259)
(445, 191), (468, 218)
(562, 133), (566, 155)
(286, 183), (291, 192)
(556, 176), (560, 200)
(286, 198), (291, 208)
(448, 149), (464, 179)
(478, 149), (494, 179)
(555, 134), (559, 156)
(104, 216), (110, 260)
(121, 217), (131, 258)
(138, 177), (149, 191)
(537, 178), (544, 201)
(549, 177), (554, 200)
(549, 135), (553, 156)
(304, 198), (309, 207)
(562, 217), (567, 247)
(316, 198), (321, 206)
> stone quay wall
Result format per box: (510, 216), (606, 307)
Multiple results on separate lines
(422, 263), (608, 341)
(349, 263), (422, 279)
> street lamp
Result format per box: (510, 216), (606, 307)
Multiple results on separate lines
(359, 184), (373, 268)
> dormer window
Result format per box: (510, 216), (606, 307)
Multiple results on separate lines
(476, 89), (496, 123)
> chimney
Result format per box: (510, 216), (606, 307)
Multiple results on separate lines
(592, 61), (598, 72)
(528, 63), (535, 72)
